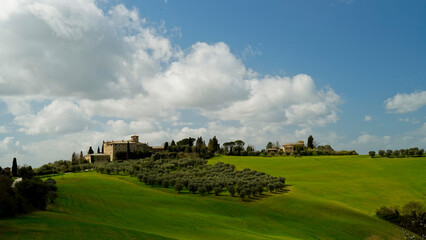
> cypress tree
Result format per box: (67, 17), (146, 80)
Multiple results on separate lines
(97, 146), (100, 153)
(12, 157), (17, 177)
(212, 136), (219, 153)
(88, 146), (94, 154)
(72, 152), (77, 162)
(307, 135), (314, 149)
(102, 141), (104, 153)
(207, 138), (213, 153)
(195, 137), (205, 154)
(188, 137), (195, 147)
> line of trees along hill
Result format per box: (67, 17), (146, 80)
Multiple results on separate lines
(162, 136), (221, 158)
(369, 148), (425, 158)
(93, 157), (286, 200)
(0, 160), (58, 218)
(37, 160), (93, 175)
(85, 135), (359, 162)
(114, 137), (261, 160)
(265, 135), (357, 156)
(179, 136), (356, 157)
(291, 144), (357, 156)
(301, 135), (357, 156)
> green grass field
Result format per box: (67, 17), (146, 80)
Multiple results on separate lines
(1, 155), (425, 239)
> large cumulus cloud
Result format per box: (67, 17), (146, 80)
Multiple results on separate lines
(210, 74), (342, 127)
(14, 100), (92, 135)
(0, 0), (173, 99)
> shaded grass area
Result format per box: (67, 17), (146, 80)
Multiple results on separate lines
(1, 155), (424, 239)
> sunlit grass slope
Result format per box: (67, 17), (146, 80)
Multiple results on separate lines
(211, 155), (426, 213)
(1, 155), (424, 239)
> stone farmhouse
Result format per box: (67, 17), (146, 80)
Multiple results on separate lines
(85, 135), (159, 163)
(266, 147), (279, 154)
(282, 141), (305, 154)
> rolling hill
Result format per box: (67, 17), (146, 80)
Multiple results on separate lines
(1, 155), (424, 239)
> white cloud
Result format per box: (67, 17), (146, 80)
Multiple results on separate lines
(0, 137), (25, 166)
(146, 42), (250, 110)
(0, 137), (28, 168)
(345, 133), (389, 154)
(0, 137), (19, 152)
(294, 128), (312, 140)
(384, 90), (426, 113)
(77, 41), (254, 120)
(27, 1), (102, 40)
(174, 127), (207, 140)
(314, 131), (344, 147)
(14, 100), (92, 135)
(0, 126), (8, 134)
(78, 95), (176, 120)
(363, 115), (372, 121)
(22, 130), (107, 166)
(3, 97), (33, 116)
(0, 0), (21, 21)
(210, 74), (342, 127)
(172, 122), (193, 127)
(0, 0), (174, 99)
(351, 133), (379, 145)
(104, 119), (158, 137)
(351, 133), (389, 145)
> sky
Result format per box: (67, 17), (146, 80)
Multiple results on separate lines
(0, 0), (425, 167)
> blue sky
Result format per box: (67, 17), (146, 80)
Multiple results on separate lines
(0, 0), (425, 167)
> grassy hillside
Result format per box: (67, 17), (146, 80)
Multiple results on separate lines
(211, 155), (426, 213)
(1, 155), (424, 239)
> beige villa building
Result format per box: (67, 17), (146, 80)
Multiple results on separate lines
(85, 135), (151, 163)
(266, 147), (279, 154)
(282, 141), (305, 154)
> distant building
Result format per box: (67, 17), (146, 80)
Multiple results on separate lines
(103, 135), (151, 161)
(85, 135), (151, 163)
(266, 147), (279, 154)
(282, 141), (305, 154)
(4, 167), (11, 174)
(152, 146), (165, 153)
